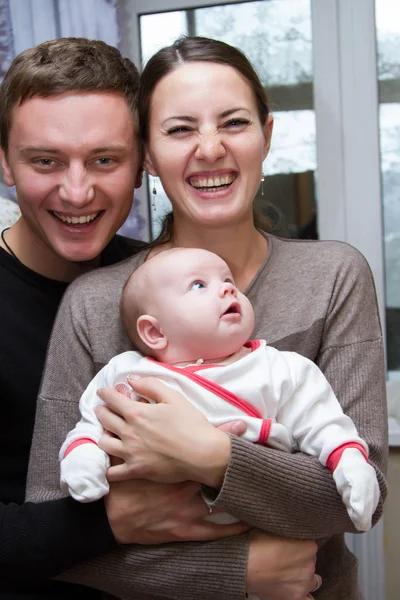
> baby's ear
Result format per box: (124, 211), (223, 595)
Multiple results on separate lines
(137, 315), (167, 350)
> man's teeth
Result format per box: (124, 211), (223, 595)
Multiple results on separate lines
(190, 174), (236, 189)
(53, 212), (99, 224)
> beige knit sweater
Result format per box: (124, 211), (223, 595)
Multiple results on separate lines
(27, 235), (388, 600)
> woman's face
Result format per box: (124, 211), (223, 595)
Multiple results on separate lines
(144, 61), (273, 229)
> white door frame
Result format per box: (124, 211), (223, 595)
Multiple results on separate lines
(121, 2), (386, 597)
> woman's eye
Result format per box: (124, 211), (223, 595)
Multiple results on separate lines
(167, 126), (192, 135)
(190, 281), (206, 291)
(224, 119), (249, 129)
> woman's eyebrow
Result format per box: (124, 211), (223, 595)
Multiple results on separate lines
(162, 115), (196, 126)
(162, 107), (251, 126)
(220, 107), (250, 118)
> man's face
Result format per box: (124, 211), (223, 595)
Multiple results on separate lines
(1, 91), (141, 274)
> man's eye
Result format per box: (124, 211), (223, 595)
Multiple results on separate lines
(36, 158), (54, 167)
(96, 157), (113, 165)
(190, 281), (206, 291)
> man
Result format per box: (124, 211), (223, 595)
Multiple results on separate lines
(0, 37), (317, 600)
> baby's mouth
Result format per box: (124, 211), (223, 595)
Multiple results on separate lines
(188, 172), (237, 191)
(222, 302), (241, 316)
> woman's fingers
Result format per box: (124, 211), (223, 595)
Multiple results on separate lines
(97, 378), (231, 486)
(96, 386), (133, 418)
(217, 420), (247, 436)
(98, 429), (124, 457)
(107, 461), (134, 482)
(95, 403), (126, 437)
(127, 376), (186, 406)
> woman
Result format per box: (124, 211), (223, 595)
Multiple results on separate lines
(27, 37), (387, 600)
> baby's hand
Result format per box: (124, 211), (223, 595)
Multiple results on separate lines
(60, 443), (110, 503)
(333, 448), (379, 531)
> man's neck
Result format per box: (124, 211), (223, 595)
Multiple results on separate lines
(1, 219), (100, 282)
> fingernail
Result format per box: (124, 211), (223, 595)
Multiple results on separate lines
(96, 388), (104, 398)
(127, 374), (141, 381)
(231, 421), (245, 436)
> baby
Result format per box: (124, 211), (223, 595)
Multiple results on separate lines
(60, 247), (379, 532)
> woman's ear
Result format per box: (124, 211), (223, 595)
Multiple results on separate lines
(137, 315), (167, 350)
(262, 114), (274, 160)
(0, 148), (15, 187)
(143, 148), (157, 177)
(134, 166), (143, 189)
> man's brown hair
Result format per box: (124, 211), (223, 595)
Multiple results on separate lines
(0, 37), (140, 152)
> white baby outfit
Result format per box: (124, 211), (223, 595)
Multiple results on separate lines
(60, 340), (379, 533)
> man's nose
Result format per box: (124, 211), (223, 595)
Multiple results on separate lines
(194, 131), (227, 164)
(59, 164), (94, 207)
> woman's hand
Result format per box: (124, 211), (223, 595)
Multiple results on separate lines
(246, 530), (319, 600)
(96, 377), (240, 488)
(105, 478), (249, 545)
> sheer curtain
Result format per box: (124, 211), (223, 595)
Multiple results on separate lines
(9, 0), (119, 53)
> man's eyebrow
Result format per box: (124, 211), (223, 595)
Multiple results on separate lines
(89, 145), (128, 154)
(19, 146), (59, 154)
(19, 144), (128, 155)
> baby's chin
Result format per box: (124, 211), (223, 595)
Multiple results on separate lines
(196, 338), (250, 363)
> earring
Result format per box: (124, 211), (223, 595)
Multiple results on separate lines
(152, 177), (157, 211)
(261, 172), (265, 196)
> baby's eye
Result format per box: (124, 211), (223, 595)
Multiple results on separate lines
(190, 281), (206, 291)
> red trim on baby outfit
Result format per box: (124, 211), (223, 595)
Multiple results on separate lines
(183, 363), (225, 374)
(244, 340), (261, 351)
(258, 419), (272, 444)
(326, 442), (368, 472)
(64, 438), (97, 458)
(146, 342), (263, 419)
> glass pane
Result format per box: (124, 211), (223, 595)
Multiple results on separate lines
(140, 0), (316, 241)
(376, 0), (400, 378)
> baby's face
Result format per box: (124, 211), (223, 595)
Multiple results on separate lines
(149, 249), (255, 362)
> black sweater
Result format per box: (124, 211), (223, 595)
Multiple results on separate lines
(0, 235), (142, 598)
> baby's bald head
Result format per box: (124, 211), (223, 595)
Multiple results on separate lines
(121, 247), (254, 364)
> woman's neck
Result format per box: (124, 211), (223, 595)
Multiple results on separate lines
(171, 218), (269, 292)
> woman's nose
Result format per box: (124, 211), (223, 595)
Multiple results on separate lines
(194, 131), (227, 164)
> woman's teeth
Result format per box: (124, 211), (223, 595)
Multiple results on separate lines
(189, 173), (237, 189)
(52, 211), (100, 224)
